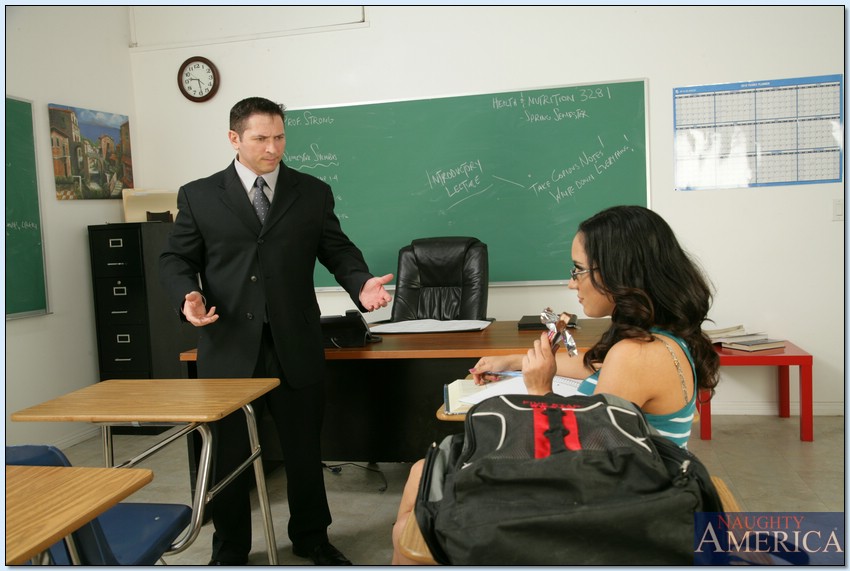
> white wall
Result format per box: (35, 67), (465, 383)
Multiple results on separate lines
(6, 6), (844, 447)
(6, 6), (135, 446)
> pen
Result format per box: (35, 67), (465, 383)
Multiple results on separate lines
(475, 370), (522, 378)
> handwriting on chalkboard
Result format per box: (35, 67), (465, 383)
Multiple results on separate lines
(6, 220), (39, 232)
(425, 159), (496, 210)
(492, 86), (613, 123)
(426, 160), (483, 195)
(423, 131), (637, 211)
(491, 86), (613, 110)
(286, 143), (339, 169)
(524, 108), (589, 123)
(286, 111), (335, 127)
(527, 134), (636, 204)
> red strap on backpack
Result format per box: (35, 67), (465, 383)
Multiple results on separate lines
(530, 402), (581, 458)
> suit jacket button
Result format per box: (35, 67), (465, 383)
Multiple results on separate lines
(257, 238), (264, 244)
(246, 313), (254, 320)
(250, 275), (258, 282)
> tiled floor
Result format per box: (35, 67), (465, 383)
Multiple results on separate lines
(61, 415), (844, 566)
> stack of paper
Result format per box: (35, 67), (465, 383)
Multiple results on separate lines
(370, 320), (491, 334)
(443, 375), (582, 415)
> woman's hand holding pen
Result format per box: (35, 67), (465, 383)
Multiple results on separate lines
(469, 355), (522, 385)
(522, 332), (559, 395)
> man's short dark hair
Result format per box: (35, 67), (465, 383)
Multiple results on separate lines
(230, 97), (286, 135)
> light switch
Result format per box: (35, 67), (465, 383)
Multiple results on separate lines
(833, 199), (844, 222)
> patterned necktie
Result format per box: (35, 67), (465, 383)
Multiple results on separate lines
(252, 176), (270, 224)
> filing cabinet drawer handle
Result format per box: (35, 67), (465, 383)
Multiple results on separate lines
(116, 334), (131, 343)
(113, 286), (127, 296)
(110, 310), (128, 315)
(113, 358), (132, 362)
(109, 238), (124, 248)
(107, 262), (127, 267)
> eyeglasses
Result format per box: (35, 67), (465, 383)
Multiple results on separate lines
(569, 266), (593, 281)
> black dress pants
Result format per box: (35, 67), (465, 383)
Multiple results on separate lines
(210, 324), (331, 563)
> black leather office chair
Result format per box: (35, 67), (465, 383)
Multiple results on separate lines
(391, 237), (489, 322)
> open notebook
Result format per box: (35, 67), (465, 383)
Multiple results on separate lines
(443, 375), (583, 415)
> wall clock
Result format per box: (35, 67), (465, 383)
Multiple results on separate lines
(177, 56), (220, 102)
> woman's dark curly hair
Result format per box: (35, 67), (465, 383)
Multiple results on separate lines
(579, 205), (719, 396)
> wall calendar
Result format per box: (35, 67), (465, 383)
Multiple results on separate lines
(673, 74), (843, 191)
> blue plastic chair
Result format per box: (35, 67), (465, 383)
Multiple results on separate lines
(6, 444), (192, 565)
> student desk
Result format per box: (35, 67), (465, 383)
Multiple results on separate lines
(180, 319), (610, 462)
(698, 342), (814, 442)
(10, 378), (281, 564)
(5, 464), (153, 565)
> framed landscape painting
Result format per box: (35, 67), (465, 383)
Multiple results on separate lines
(48, 103), (133, 200)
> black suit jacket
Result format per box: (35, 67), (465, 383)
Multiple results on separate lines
(159, 161), (372, 387)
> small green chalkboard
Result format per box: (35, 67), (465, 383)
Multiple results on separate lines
(6, 96), (48, 318)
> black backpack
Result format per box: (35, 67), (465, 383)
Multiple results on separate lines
(414, 392), (723, 565)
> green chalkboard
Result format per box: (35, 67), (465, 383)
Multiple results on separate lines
(284, 80), (647, 287)
(6, 97), (48, 317)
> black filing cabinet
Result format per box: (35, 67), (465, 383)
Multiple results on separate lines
(88, 222), (198, 381)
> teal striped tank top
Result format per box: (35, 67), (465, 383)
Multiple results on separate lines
(575, 328), (697, 448)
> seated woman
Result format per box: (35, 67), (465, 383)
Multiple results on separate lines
(390, 205), (720, 564)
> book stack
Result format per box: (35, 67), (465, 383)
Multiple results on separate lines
(703, 325), (786, 352)
(720, 338), (787, 352)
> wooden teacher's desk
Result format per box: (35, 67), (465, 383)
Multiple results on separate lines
(180, 320), (610, 462)
(5, 464), (153, 565)
(179, 319), (610, 364)
(325, 318), (611, 360)
(11, 378), (281, 564)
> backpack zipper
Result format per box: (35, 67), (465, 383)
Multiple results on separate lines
(674, 459), (692, 486)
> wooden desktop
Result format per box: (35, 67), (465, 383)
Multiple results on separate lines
(179, 319), (610, 364)
(5, 465), (153, 565)
(11, 378), (281, 564)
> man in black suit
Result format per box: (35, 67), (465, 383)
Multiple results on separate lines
(159, 97), (392, 565)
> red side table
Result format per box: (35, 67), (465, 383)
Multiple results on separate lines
(697, 342), (814, 441)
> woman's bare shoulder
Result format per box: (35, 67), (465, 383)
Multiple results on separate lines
(601, 335), (693, 413)
(604, 336), (657, 364)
